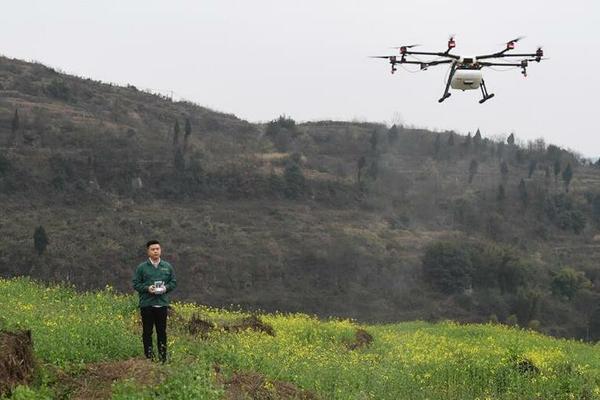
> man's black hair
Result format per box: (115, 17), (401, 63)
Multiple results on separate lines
(146, 240), (160, 248)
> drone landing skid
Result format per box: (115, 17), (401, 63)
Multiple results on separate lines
(478, 79), (495, 104)
(438, 93), (451, 103)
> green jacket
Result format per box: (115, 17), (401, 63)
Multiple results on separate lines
(132, 259), (177, 308)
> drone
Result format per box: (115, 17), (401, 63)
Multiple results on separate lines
(372, 36), (545, 103)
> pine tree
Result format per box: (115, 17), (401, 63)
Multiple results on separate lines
(518, 178), (528, 207)
(464, 132), (472, 148)
(497, 184), (506, 202)
(468, 159), (478, 184)
(447, 133), (455, 146)
(528, 159), (537, 178)
(183, 118), (192, 155)
(562, 163), (573, 192)
(369, 130), (378, 152)
(500, 160), (509, 183)
(357, 156), (366, 184)
(174, 148), (185, 173)
(553, 159), (561, 183)
(387, 125), (399, 144)
(173, 120), (181, 147)
(284, 162), (306, 199)
(11, 109), (19, 134)
(434, 134), (441, 156)
(33, 226), (49, 255)
(507, 133), (515, 145)
(474, 129), (482, 147)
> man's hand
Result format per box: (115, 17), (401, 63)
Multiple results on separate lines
(148, 285), (156, 294)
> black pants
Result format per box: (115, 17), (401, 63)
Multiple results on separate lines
(140, 306), (168, 362)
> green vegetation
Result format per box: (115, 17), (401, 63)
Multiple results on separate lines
(2, 278), (600, 399)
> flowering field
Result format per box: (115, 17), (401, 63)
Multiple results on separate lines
(1, 277), (599, 399)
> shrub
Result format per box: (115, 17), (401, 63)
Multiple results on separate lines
(283, 162), (306, 199)
(551, 267), (591, 300)
(422, 241), (473, 294)
(544, 194), (586, 234)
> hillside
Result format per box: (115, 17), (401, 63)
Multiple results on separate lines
(1, 278), (600, 399)
(1, 55), (600, 339)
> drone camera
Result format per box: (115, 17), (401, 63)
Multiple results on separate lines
(507, 41), (515, 50)
(399, 46), (407, 54)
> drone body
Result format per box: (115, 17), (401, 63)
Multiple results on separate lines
(372, 37), (545, 103)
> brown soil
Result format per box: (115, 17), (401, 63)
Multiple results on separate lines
(222, 371), (319, 400)
(0, 329), (35, 396)
(57, 357), (165, 400)
(223, 315), (275, 337)
(187, 314), (275, 338)
(188, 314), (216, 338)
(346, 328), (373, 350)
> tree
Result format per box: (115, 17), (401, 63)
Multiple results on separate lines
(447, 133), (455, 146)
(500, 161), (509, 183)
(468, 159), (478, 184)
(183, 118), (192, 155)
(422, 241), (473, 294)
(507, 133), (515, 145)
(387, 124), (399, 144)
(283, 162), (306, 199)
(528, 159), (537, 178)
(551, 267), (591, 300)
(497, 184), (506, 202)
(33, 226), (49, 255)
(174, 148), (185, 174)
(434, 133), (441, 156)
(173, 119), (180, 147)
(553, 159), (561, 183)
(356, 156), (366, 184)
(369, 130), (378, 152)
(473, 128), (482, 147)
(562, 163), (573, 192)
(464, 132), (472, 148)
(518, 178), (528, 208)
(11, 109), (19, 134)
(590, 306), (600, 341)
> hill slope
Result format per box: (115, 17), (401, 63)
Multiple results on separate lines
(0, 55), (600, 339)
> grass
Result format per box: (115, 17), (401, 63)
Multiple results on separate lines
(1, 277), (599, 399)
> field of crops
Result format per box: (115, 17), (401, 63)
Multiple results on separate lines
(1, 277), (599, 399)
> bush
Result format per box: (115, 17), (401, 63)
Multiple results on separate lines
(422, 241), (473, 294)
(283, 162), (306, 199)
(544, 194), (586, 234)
(551, 267), (591, 300)
(44, 78), (71, 101)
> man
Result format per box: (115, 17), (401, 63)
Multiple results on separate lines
(132, 240), (177, 363)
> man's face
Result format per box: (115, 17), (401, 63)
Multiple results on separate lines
(147, 244), (161, 261)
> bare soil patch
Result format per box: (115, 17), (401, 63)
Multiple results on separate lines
(223, 315), (275, 337)
(346, 328), (373, 350)
(222, 371), (319, 400)
(187, 314), (275, 338)
(0, 329), (35, 396)
(57, 357), (165, 400)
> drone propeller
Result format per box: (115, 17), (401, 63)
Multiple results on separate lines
(391, 44), (419, 49)
(369, 55), (398, 62)
(506, 36), (525, 50)
(391, 44), (419, 55)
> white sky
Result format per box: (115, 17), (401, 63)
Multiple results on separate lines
(1, 0), (599, 157)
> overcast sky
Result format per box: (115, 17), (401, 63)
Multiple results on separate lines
(2, 0), (599, 157)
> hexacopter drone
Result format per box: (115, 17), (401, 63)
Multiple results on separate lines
(372, 36), (545, 103)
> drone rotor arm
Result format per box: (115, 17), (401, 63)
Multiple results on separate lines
(403, 50), (460, 60)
